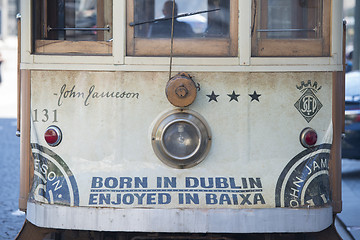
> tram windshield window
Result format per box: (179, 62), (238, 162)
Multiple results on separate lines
(133, 0), (230, 38)
(33, 0), (113, 55)
(127, 0), (238, 57)
(252, 0), (330, 57)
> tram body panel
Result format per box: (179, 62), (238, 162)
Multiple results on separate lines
(27, 70), (333, 232)
(14, 0), (344, 237)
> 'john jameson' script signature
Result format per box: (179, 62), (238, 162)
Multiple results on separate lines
(55, 84), (140, 106)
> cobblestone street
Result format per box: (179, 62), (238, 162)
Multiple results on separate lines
(1, 36), (25, 240)
(0, 118), (25, 240)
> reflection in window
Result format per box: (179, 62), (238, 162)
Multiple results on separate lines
(34, 0), (113, 41)
(255, 0), (323, 39)
(133, 0), (230, 38)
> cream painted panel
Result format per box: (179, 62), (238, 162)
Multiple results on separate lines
(30, 71), (332, 210)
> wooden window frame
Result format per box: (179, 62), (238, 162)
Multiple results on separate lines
(126, 0), (238, 57)
(251, 0), (331, 57)
(33, 0), (113, 55)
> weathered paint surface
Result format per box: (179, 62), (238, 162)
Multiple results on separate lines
(29, 71), (333, 210)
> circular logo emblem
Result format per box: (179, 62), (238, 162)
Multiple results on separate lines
(275, 144), (331, 208)
(30, 143), (79, 206)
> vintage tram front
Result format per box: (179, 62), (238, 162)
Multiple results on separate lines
(17, 0), (344, 239)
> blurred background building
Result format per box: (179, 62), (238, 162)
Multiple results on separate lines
(0, 0), (19, 39)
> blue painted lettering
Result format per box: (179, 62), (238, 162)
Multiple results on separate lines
(123, 194), (134, 205)
(134, 193), (146, 204)
(105, 177), (118, 188)
(99, 193), (111, 204)
(91, 177), (148, 189)
(158, 193), (171, 204)
(185, 177), (262, 189)
(215, 177), (229, 188)
(206, 194), (218, 204)
(147, 193), (156, 204)
(205, 193), (266, 205)
(91, 177), (103, 188)
(185, 193), (199, 204)
(89, 194), (98, 205)
(219, 194), (232, 205)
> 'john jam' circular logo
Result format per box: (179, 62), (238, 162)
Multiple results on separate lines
(275, 144), (331, 208)
(30, 143), (79, 206)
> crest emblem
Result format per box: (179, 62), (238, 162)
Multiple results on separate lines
(294, 80), (323, 123)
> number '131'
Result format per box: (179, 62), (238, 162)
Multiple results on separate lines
(33, 109), (58, 123)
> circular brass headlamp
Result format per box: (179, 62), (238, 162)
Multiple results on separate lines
(152, 110), (211, 168)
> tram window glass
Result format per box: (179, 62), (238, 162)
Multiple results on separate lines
(127, 0), (238, 57)
(33, 0), (113, 55)
(251, 0), (330, 57)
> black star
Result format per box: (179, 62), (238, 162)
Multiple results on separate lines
(228, 91), (240, 102)
(207, 91), (219, 102)
(249, 91), (261, 102)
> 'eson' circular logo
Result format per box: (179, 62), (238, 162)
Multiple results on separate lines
(30, 143), (79, 206)
(275, 144), (331, 208)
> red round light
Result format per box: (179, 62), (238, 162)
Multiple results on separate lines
(304, 131), (317, 146)
(300, 128), (317, 148)
(44, 126), (62, 147)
